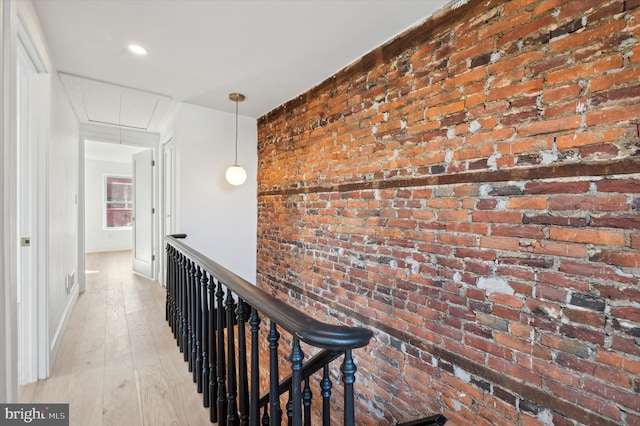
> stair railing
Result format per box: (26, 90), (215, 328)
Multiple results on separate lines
(165, 234), (373, 426)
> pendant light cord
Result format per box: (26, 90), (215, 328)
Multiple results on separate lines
(234, 98), (239, 165)
(119, 95), (123, 144)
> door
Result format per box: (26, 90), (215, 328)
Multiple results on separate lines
(132, 149), (154, 278)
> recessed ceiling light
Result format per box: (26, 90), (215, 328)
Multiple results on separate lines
(128, 44), (147, 55)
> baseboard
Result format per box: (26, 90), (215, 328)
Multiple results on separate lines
(48, 285), (79, 374)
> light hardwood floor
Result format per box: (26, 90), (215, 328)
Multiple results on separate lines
(19, 250), (213, 425)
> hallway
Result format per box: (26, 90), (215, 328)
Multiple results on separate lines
(18, 250), (212, 425)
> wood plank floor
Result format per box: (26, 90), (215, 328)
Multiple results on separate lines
(19, 250), (214, 425)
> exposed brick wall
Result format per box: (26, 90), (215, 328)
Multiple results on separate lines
(256, 0), (640, 424)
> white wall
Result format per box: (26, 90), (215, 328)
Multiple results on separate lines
(174, 103), (257, 284)
(85, 159), (133, 253)
(47, 71), (80, 365)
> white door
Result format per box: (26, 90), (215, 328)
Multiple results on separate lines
(132, 149), (154, 278)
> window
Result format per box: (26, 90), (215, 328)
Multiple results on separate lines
(104, 175), (133, 229)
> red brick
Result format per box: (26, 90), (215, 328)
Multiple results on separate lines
(488, 79), (544, 102)
(587, 103), (640, 126)
(545, 381), (621, 421)
(549, 19), (627, 53)
(492, 225), (545, 239)
(542, 84), (582, 104)
(596, 348), (640, 375)
(530, 240), (586, 258)
(480, 236), (519, 251)
(487, 356), (542, 387)
(558, 259), (638, 284)
(472, 211), (522, 224)
(524, 181), (590, 195)
(563, 308), (606, 328)
(478, 9), (532, 40)
(547, 56), (623, 85)
(584, 378), (640, 411)
(538, 270), (590, 291)
(610, 306), (640, 323)
(590, 67), (640, 92)
(549, 227), (626, 246)
(590, 250), (640, 268)
(497, 14), (555, 48)
(597, 178), (640, 193)
(549, 195), (628, 212)
(518, 115), (582, 137)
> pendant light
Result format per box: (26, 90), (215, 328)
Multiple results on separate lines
(225, 92), (247, 186)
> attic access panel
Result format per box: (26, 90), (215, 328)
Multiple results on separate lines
(60, 72), (170, 131)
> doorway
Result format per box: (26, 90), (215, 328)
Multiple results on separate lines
(80, 137), (157, 287)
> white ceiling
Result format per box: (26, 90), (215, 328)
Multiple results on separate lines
(33, 0), (454, 127)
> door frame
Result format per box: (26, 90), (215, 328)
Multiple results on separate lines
(77, 123), (159, 293)
(159, 136), (176, 287)
(1, 0), (17, 402)
(16, 21), (49, 384)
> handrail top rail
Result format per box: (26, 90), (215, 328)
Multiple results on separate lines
(166, 235), (373, 351)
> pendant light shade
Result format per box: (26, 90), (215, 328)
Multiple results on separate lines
(226, 92), (247, 186)
(225, 165), (247, 186)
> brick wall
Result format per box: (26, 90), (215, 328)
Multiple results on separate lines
(256, 0), (640, 424)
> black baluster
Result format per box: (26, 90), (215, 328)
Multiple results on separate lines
(173, 248), (179, 339)
(303, 378), (311, 426)
(209, 278), (218, 423)
(249, 307), (261, 426)
(290, 337), (304, 425)
(169, 247), (177, 337)
(165, 244), (171, 323)
(201, 270), (209, 406)
(261, 406), (269, 426)
(171, 247), (178, 336)
(190, 260), (197, 376)
(173, 248), (181, 342)
(237, 300), (249, 426)
(341, 350), (357, 426)
(195, 266), (203, 389)
(286, 394), (293, 425)
(227, 289), (239, 425)
(186, 259), (193, 367)
(268, 322), (281, 425)
(180, 253), (188, 359)
(321, 364), (332, 426)
(186, 259), (194, 365)
(216, 280), (227, 423)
